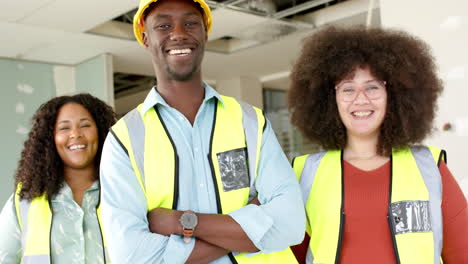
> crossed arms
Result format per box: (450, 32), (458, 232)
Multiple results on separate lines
(100, 123), (305, 264)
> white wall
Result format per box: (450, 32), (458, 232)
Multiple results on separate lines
(380, 0), (468, 197)
(0, 59), (56, 207)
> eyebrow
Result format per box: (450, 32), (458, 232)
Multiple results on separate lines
(340, 79), (380, 84)
(57, 118), (91, 124)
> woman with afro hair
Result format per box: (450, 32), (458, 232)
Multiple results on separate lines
(0, 93), (116, 263)
(289, 26), (467, 264)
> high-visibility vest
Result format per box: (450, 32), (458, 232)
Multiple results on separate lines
(111, 95), (297, 263)
(293, 146), (445, 264)
(14, 185), (110, 264)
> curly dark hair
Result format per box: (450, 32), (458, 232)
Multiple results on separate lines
(15, 93), (116, 201)
(288, 26), (443, 156)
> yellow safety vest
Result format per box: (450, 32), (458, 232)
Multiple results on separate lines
(14, 185), (110, 264)
(293, 146), (445, 264)
(111, 95), (297, 263)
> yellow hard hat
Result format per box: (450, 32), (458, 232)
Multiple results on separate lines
(133, 0), (212, 46)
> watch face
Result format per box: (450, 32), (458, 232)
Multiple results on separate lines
(181, 212), (198, 229)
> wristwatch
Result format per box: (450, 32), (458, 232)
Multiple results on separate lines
(179, 210), (198, 243)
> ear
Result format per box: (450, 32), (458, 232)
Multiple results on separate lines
(142, 32), (149, 48)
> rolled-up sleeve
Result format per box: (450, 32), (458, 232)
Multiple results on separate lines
(228, 120), (306, 253)
(0, 194), (22, 263)
(100, 133), (195, 264)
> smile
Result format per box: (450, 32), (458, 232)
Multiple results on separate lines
(352, 111), (373, 117)
(69, 144), (86, 150)
(168, 48), (192, 55)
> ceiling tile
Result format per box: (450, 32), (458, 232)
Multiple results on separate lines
(0, 0), (52, 22)
(20, 0), (139, 33)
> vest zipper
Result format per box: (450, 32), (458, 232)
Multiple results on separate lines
(335, 150), (346, 264)
(207, 100), (238, 264)
(49, 199), (54, 264)
(334, 211), (345, 264)
(155, 107), (179, 209)
(95, 183), (107, 264)
(387, 154), (401, 264)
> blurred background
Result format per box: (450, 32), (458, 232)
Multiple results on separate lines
(1, 0), (467, 206)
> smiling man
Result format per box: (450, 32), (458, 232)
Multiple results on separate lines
(99, 0), (305, 263)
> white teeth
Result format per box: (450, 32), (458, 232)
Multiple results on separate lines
(353, 111), (372, 117)
(69, 145), (86, 150)
(168, 48), (192, 55)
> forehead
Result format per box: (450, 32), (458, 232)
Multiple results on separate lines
(147, 0), (203, 19)
(56, 103), (93, 121)
(341, 67), (378, 82)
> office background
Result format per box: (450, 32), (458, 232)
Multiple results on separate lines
(1, 0), (467, 206)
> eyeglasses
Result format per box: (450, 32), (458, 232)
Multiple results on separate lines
(335, 80), (386, 102)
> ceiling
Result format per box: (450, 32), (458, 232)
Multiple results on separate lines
(0, 0), (380, 91)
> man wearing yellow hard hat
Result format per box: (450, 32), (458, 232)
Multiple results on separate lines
(100, 0), (305, 263)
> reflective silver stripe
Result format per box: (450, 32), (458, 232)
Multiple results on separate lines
(18, 199), (31, 251)
(410, 146), (443, 264)
(301, 153), (325, 264)
(123, 109), (146, 187)
(306, 246), (314, 264)
(239, 100), (259, 199)
(21, 254), (50, 264)
(300, 152), (326, 206)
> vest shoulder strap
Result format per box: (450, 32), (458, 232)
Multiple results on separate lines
(14, 184), (23, 230)
(110, 106), (147, 195)
(292, 152), (327, 207)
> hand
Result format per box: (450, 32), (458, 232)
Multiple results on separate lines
(147, 208), (183, 236)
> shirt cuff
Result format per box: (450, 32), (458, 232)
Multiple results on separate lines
(228, 204), (273, 252)
(164, 234), (195, 264)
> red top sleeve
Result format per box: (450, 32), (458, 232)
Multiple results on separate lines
(439, 161), (468, 263)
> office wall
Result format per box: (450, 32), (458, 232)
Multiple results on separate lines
(0, 58), (56, 206)
(76, 54), (114, 107)
(381, 0), (468, 196)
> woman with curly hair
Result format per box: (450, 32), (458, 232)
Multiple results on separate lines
(0, 93), (116, 263)
(289, 26), (468, 264)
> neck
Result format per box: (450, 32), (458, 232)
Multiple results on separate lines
(63, 166), (96, 206)
(344, 133), (390, 171)
(156, 77), (205, 125)
(344, 132), (381, 160)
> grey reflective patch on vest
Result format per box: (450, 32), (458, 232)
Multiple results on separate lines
(217, 147), (249, 192)
(390, 200), (432, 235)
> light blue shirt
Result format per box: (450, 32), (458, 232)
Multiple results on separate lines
(0, 182), (104, 264)
(100, 84), (305, 264)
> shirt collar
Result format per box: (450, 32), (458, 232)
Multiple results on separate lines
(141, 82), (225, 114)
(51, 180), (99, 202)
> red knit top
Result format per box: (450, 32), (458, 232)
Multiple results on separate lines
(291, 160), (468, 264)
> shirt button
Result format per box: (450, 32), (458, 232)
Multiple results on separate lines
(194, 147), (199, 152)
(199, 183), (204, 188)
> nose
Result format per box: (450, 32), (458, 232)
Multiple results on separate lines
(169, 23), (188, 41)
(69, 127), (83, 139)
(353, 89), (370, 104)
